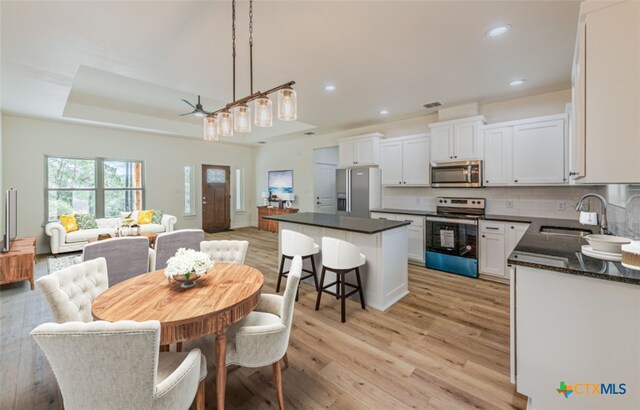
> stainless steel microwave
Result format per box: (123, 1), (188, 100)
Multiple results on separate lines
(430, 160), (483, 188)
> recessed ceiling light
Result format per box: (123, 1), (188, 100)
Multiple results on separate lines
(509, 79), (526, 86)
(324, 84), (336, 92)
(380, 109), (389, 115)
(487, 24), (512, 37)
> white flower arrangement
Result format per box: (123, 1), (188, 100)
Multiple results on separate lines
(164, 248), (214, 280)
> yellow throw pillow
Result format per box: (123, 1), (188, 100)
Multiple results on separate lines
(138, 210), (154, 225)
(60, 214), (78, 233)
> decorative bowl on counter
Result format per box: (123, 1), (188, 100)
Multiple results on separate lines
(621, 242), (640, 270)
(585, 234), (632, 254)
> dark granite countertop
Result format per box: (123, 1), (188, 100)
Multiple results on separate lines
(507, 217), (640, 286)
(370, 208), (436, 216)
(264, 212), (410, 234)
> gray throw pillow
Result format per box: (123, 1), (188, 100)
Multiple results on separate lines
(75, 214), (98, 230)
(152, 209), (164, 225)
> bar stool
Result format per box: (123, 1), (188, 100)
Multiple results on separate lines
(315, 237), (366, 323)
(276, 230), (320, 301)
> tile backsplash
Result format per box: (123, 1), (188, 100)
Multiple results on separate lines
(605, 184), (640, 239)
(382, 186), (607, 220)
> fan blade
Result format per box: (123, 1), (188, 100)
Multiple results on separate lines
(179, 110), (197, 116)
(181, 99), (197, 109)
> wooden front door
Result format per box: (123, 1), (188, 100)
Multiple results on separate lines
(202, 165), (230, 233)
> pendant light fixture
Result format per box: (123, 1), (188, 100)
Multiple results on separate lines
(203, 0), (297, 141)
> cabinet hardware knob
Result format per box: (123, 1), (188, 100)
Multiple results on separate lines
(511, 226), (514, 229)
(514, 180), (518, 183)
(403, 181), (406, 184)
(482, 235), (485, 238)
(486, 180), (489, 183)
(316, 202), (320, 205)
(454, 156), (457, 158)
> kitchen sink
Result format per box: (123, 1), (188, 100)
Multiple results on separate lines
(539, 226), (593, 237)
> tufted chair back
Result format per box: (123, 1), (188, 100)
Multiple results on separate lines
(199, 240), (249, 264)
(153, 229), (205, 271)
(82, 237), (150, 286)
(31, 320), (205, 410)
(36, 258), (109, 323)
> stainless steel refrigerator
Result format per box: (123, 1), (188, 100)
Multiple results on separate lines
(336, 167), (381, 218)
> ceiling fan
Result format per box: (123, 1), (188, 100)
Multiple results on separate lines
(179, 95), (209, 118)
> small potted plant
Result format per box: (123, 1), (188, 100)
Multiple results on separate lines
(164, 248), (214, 288)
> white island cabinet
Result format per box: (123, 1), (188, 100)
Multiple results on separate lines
(265, 212), (410, 311)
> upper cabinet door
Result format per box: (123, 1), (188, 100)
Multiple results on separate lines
(453, 122), (481, 160)
(483, 127), (513, 185)
(339, 141), (356, 166)
(356, 138), (377, 165)
(380, 141), (403, 185)
(430, 126), (453, 162)
(581, 0), (640, 183)
(402, 137), (430, 185)
(513, 119), (566, 184)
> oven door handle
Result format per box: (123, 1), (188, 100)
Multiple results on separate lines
(426, 217), (478, 225)
(467, 165), (473, 183)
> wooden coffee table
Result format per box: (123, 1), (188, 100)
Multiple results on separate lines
(92, 263), (264, 410)
(87, 232), (158, 248)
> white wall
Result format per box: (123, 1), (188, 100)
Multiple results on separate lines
(0, 113), (4, 239)
(2, 115), (256, 253)
(254, 89), (574, 220)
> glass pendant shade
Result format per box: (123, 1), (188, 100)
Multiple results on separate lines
(233, 104), (251, 132)
(254, 96), (273, 127)
(278, 87), (297, 121)
(204, 116), (219, 141)
(219, 110), (234, 137)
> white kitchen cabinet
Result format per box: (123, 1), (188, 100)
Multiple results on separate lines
(479, 232), (506, 277)
(512, 119), (566, 184)
(482, 126), (513, 186)
(379, 134), (429, 186)
(479, 220), (530, 281)
(429, 116), (485, 162)
(338, 133), (383, 167)
(370, 212), (425, 264)
(482, 115), (567, 186)
(571, 0), (640, 183)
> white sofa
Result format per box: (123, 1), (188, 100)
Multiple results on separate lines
(45, 212), (176, 255)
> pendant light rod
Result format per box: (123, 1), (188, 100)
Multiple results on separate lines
(232, 0), (237, 101)
(249, 0), (254, 94)
(207, 81), (295, 117)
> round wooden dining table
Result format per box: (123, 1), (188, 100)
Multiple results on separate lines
(92, 262), (264, 410)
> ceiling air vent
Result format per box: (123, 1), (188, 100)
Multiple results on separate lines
(423, 101), (443, 109)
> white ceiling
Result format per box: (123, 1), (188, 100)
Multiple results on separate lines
(1, 0), (581, 144)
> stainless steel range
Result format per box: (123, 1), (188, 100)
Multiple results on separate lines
(425, 197), (486, 278)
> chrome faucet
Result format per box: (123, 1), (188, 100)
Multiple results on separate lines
(575, 193), (609, 234)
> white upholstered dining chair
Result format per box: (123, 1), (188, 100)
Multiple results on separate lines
(36, 258), (109, 323)
(224, 255), (302, 410)
(200, 240), (249, 264)
(31, 320), (207, 410)
(150, 229), (205, 271)
(82, 236), (151, 286)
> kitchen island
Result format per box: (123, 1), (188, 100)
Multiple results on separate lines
(264, 212), (410, 311)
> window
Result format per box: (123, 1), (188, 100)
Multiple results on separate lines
(184, 165), (195, 216)
(235, 168), (245, 212)
(103, 160), (144, 217)
(46, 156), (145, 221)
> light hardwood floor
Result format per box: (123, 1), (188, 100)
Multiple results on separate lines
(0, 227), (527, 409)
